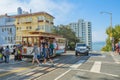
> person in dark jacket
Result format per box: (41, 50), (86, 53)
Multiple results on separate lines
(4, 46), (10, 63)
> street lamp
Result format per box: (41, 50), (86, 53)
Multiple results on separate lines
(100, 11), (114, 51)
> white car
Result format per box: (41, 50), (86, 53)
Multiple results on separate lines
(75, 43), (89, 56)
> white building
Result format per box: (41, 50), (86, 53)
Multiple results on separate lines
(0, 14), (16, 45)
(69, 19), (92, 50)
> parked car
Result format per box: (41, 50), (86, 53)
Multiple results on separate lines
(75, 43), (89, 56)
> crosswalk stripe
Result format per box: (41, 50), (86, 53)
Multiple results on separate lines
(32, 73), (43, 77)
(46, 67), (55, 71)
(90, 61), (101, 73)
(25, 72), (35, 76)
(70, 60), (86, 69)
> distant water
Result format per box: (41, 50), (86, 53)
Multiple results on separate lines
(92, 42), (106, 51)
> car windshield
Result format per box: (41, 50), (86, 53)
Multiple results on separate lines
(77, 44), (86, 47)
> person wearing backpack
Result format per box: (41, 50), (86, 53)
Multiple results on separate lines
(17, 48), (22, 61)
(4, 46), (10, 63)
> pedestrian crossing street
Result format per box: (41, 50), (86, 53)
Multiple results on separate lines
(1, 53), (120, 80)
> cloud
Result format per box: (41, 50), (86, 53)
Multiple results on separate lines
(0, 0), (74, 25)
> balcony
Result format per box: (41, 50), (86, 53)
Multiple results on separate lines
(38, 20), (44, 22)
(6, 22), (15, 25)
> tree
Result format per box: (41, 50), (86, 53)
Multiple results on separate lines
(52, 25), (80, 50)
(101, 25), (120, 51)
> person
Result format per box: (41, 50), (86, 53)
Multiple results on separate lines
(46, 43), (54, 67)
(13, 45), (16, 55)
(41, 39), (48, 64)
(49, 41), (54, 56)
(0, 46), (4, 62)
(39, 43), (43, 60)
(115, 43), (119, 55)
(17, 47), (22, 61)
(4, 46), (10, 63)
(14, 46), (19, 61)
(31, 43), (41, 66)
(53, 40), (57, 55)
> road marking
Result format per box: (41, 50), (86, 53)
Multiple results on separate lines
(89, 54), (106, 58)
(0, 66), (34, 77)
(54, 69), (71, 80)
(54, 59), (85, 80)
(32, 73), (43, 77)
(86, 60), (117, 64)
(46, 67), (55, 71)
(72, 69), (119, 77)
(70, 60), (86, 69)
(25, 72), (35, 76)
(90, 61), (101, 73)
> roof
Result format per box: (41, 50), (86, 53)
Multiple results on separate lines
(13, 12), (55, 19)
(22, 31), (63, 38)
(0, 14), (11, 18)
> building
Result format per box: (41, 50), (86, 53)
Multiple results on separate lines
(13, 12), (54, 43)
(0, 14), (16, 45)
(69, 19), (92, 50)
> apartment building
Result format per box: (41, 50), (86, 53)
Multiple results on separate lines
(69, 19), (92, 50)
(14, 12), (54, 43)
(0, 14), (16, 45)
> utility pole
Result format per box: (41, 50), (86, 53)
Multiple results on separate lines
(100, 11), (114, 51)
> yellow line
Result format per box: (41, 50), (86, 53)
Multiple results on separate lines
(0, 66), (34, 77)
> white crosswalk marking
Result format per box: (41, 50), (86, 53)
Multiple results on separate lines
(25, 72), (35, 76)
(70, 60), (86, 69)
(90, 61), (101, 73)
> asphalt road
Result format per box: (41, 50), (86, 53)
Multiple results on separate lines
(0, 51), (120, 80)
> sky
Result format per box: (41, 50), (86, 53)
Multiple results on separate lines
(0, 0), (120, 42)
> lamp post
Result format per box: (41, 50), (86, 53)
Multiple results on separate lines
(100, 12), (114, 51)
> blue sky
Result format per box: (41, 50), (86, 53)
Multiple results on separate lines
(0, 0), (120, 42)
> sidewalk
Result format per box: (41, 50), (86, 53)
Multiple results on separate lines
(110, 52), (120, 64)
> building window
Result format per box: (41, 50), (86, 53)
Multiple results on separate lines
(10, 28), (12, 33)
(8, 37), (10, 42)
(5, 37), (7, 41)
(7, 28), (9, 31)
(29, 26), (32, 29)
(37, 16), (44, 20)
(41, 26), (44, 30)
(25, 17), (32, 22)
(17, 27), (18, 30)
(4, 28), (6, 31)
(26, 27), (28, 29)
(2, 28), (4, 32)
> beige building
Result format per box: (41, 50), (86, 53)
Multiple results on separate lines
(14, 12), (54, 43)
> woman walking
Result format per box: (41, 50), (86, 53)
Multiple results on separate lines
(31, 43), (41, 66)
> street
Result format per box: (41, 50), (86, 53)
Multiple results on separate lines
(0, 51), (120, 80)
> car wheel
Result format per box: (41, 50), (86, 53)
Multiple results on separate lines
(75, 51), (78, 56)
